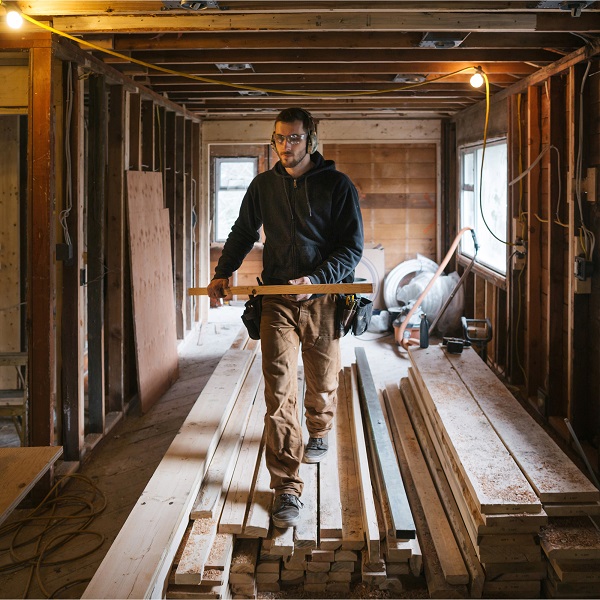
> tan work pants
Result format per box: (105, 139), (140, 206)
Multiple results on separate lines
(260, 294), (340, 496)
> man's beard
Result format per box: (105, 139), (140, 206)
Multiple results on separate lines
(279, 149), (307, 169)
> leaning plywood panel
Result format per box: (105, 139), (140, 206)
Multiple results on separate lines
(82, 347), (256, 599)
(451, 348), (599, 505)
(126, 171), (178, 413)
(0, 447), (63, 526)
(409, 346), (541, 516)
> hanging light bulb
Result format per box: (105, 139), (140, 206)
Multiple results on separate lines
(470, 68), (485, 89)
(6, 9), (23, 29)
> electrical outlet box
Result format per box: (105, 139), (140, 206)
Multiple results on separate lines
(512, 252), (526, 270)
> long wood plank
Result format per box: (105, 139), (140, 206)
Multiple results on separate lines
(408, 347), (541, 515)
(400, 378), (485, 598)
(334, 369), (365, 551)
(347, 366), (380, 562)
(217, 381), (266, 531)
(317, 397), (343, 538)
(82, 347), (257, 599)
(355, 347), (416, 539)
(191, 359), (263, 519)
(243, 441), (272, 538)
(0, 447), (63, 526)
(384, 383), (468, 586)
(188, 283), (372, 297)
(295, 415), (317, 552)
(450, 348), (599, 504)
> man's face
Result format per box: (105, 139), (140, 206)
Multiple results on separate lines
(273, 119), (309, 170)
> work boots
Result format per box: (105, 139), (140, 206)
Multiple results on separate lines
(271, 493), (303, 528)
(304, 435), (328, 463)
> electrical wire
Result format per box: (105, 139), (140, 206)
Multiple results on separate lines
(0, 473), (107, 599)
(58, 61), (73, 250)
(575, 61), (595, 261)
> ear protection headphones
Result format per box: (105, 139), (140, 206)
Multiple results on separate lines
(271, 107), (319, 154)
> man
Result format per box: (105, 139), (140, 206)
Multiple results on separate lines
(207, 107), (363, 528)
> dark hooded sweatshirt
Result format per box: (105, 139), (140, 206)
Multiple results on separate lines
(214, 151), (364, 286)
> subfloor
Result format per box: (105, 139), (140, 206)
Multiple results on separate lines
(0, 305), (415, 599)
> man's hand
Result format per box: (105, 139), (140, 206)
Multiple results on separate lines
(207, 278), (230, 300)
(287, 276), (312, 301)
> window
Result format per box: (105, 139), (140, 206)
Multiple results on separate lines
(459, 139), (508, 275)
(214, 157), (257, 242)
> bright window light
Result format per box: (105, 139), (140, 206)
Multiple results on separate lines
(460, 139), (508, 275)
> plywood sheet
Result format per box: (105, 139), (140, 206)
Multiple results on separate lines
(126, 171), (178, 413)
(0, 446), (63, 526)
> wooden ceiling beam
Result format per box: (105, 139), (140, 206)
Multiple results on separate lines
(143, 73), (520, 85)
(112, 31), (582, 51)
(130, 61), (538, 75)
(109, 48), (560, 64)
(20, 1), (600, 15)
(51, 12), (600, 34)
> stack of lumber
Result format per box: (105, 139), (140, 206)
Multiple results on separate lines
(402, 344), (600, 599)
(82, 328), (259, 599)
(540, 517), (600, 598)
(166, 351), (423, 598)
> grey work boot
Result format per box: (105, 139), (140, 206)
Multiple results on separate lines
(271, 493), (303, 528)
(304, 435), (329, 464)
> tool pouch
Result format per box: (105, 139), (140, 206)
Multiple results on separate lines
(241, 294), (262, 340)
(351, 296), (374, 336)
(335, 295), (373, 337)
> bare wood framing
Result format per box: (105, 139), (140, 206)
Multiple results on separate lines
(526, 84), (543, 398)
(546, 74), (566, 416)
(28, 42), (56, 446)
(174, 114), (186, 337)
(86, 73), (107, 435)
(60, 62), (85, 460)
(106, 84), (128, 414)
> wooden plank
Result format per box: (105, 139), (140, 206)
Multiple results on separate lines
(0, 446), (63, 526)
(385, 383), (469, 585)
(188, 283), (372, 297)
(243, 439), (272, 539)
(54, 12), (540, 34)
(355, 347), (415, 538)
(317, 387), (343, 538)
(82, 347), (255, 599)
(86, 73), (107, 435)
(129, 92), (142, 171)
(217, 383), (265, 532)
(526, 84), (543, 398)
(106, 84), (127, 414)
(408, 346), (541, 515)
(126, 171), (179, 413)
(294, 439), (317, 551)
(175, 518), (219, 585)
(451, 348), (599, 504)
(399, 378), (485, 597)
(60, 65), (85, 460)
(334, 369), (365, 551)
(28, 44), (56, 446)
(385, 391), (468, 599)
(141, 99), (155, 171)
(191, 359), (262, 519)
(174, 114), (186, 338)
(346, 366), (380, 562)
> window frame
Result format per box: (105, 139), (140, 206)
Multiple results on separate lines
(458, 137), (509, 278)
(213, 156), (258, 243)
